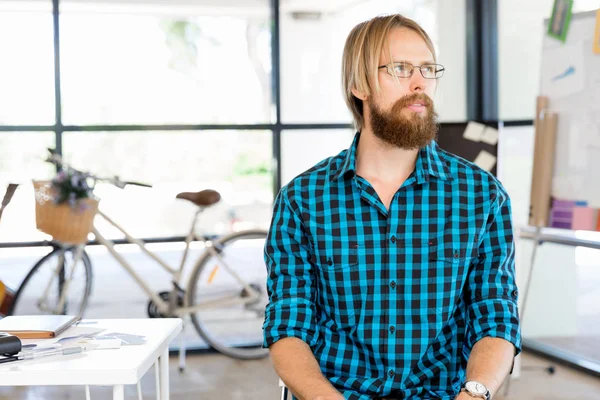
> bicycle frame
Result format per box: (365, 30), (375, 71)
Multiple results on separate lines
(50, 206), (261, 318)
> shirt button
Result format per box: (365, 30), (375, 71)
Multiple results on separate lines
(390, 236), (396, 244)
(389, 326), (395, 333)
(388, 369), (395, 378)
(390, 281), (396, 289)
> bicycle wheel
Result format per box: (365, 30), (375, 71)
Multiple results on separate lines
(187, 229), (269, 360)
(9, 245), (93, 317)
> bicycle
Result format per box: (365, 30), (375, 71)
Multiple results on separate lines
(5, 150), (270, 362)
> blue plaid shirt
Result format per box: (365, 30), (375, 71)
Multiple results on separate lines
(263, 133), (521, 400)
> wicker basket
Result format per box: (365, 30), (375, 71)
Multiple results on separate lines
(33, 180), (99, 244)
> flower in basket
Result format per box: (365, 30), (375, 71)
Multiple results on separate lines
(51, 169), (95, 212)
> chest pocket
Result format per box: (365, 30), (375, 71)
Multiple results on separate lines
(427, 234), (478, 263)
(311, 241), (360, 329)
(312, 242), (359, 269)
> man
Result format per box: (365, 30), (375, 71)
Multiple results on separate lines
(263, 14), (521, 400)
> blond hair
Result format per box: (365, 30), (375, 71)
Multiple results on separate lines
(341, 14), (436, 131)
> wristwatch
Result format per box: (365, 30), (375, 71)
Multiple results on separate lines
(460, 381), (491, 400)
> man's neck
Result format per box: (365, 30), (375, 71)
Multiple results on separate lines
(355, 128), (419, 186)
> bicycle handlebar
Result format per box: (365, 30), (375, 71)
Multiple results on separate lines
(45, 149), (153, 189)
(123, 181), (153, 188)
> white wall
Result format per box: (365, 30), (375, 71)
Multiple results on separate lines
(498, 1), (600, 340)
(498, 0), (600, 120)
(499, 125), (580, 338)
(434, 0), (467, 122)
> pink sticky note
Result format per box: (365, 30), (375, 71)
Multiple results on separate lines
(571, 207), (598, 231)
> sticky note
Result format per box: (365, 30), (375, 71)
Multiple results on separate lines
(571, 207), (597, 231)
(463, 122), (485, 142)
(473, 150), (497, 172)
(480, 127), (499, 146)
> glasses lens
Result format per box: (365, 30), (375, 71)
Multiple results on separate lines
(434, 65), (444, 78)
(391, 62), (412, 78)
(420, 64), (440, 79)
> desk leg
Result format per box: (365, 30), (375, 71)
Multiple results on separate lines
(155, 361), (161, 400)
(178, 327), (186, 372)
(160, 348), (170, 400)
(137, 380), (143, 400)
(113, 384), (125, 400)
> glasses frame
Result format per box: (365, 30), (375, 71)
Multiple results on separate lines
(378, 62), (445, 79)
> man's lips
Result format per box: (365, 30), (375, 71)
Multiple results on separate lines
(405, 103), (426, 112)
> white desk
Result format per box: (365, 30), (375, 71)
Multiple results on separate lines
(0, 318), (182, 400)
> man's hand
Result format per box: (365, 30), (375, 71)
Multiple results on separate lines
(313, 393), (345, 400)
(455, 393), (478, 400)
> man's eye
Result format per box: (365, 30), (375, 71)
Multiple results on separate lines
(393, 64), (410, 74)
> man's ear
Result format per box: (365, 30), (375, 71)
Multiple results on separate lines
(351, 87), (368, 101)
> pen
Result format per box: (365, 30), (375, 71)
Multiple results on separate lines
(17, 346), (85, 360)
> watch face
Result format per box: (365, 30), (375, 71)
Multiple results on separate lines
(465, 381), (487, 395)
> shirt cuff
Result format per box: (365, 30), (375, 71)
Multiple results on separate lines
(263, 300), (318, 348)
(465, 297), (522, 359)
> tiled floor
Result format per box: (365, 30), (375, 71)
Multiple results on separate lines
(0, 351), (599, 399)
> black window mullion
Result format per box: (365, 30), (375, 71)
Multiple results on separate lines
(271, 0), (282, 193)
(466, 0), (498, 122)
(52, 0), (63, 155)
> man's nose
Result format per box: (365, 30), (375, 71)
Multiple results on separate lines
(409, 69), (427, 93)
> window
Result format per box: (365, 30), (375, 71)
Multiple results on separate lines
(0, 132), (55, 243)
(0, 6), (54, 125)
(281, 129), (354, 186)
(60, 5), (272, 125)
(62, 130), (273, 238)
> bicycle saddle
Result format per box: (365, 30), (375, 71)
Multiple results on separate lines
(176, 190), (221, 207)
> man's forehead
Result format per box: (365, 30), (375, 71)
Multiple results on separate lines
(380, 28), (434, 63)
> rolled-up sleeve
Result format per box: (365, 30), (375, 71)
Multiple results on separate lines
(464, 187), (522, 357)
(262, 187), (318, 348)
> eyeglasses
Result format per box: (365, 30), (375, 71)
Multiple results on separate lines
(378, 62), (445, 79)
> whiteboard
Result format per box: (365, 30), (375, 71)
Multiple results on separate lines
(539, 10), (600, 207)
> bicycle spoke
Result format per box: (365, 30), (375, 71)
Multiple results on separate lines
(11, 247), (92, 317)
(187, 230), (269, 359)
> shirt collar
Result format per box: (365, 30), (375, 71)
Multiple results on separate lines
(331, 132), (453, 183)
(416, 140), (453, 183)
(330, 132), (360, 182)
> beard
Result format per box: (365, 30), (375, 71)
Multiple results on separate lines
(368, 93), (439, 150)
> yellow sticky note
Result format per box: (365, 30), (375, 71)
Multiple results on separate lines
(594, 10), (600, 55)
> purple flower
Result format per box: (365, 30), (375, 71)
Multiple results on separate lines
(56, 171), (67, 182)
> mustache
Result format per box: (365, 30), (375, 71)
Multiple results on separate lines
(391, 93), (434, 111)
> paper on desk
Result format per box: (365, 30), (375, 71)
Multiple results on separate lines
(79, 338), (122, 350)
(20, 327), (105, 350)
(96, 332), (146, 346)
